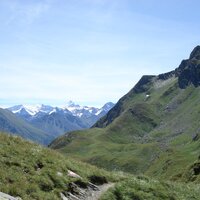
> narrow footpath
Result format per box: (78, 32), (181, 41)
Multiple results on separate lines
(85, 183), (114, 200)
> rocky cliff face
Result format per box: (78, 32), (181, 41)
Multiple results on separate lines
(175, 46), (200, 89)
(158, 70), (175, 80)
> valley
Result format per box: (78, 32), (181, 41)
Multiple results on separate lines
(1, 46), (200, 199)
(1, 0), (200, 199)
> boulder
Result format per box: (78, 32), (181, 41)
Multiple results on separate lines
(67, 170), (82, 179)
(0, 192), (22, 200)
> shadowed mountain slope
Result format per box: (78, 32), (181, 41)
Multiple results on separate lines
(0, 109), (53, 145)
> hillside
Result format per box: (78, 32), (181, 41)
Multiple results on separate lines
(0, 132), (200, 200)
(0, 109), (53, 145)
(0, 132), (120, 199)
(50, 46), (200, 179)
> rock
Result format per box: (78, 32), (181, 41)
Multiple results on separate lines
(61, 181), (108, 200)
(192, 133), (199, 142)
(189, 45), (200, 59)
(66, 192), (80, 200)
(34, 162), (44, 171)
(158, 71), (175, 80)
(194, 164), (200, 175)
(88, 182), (99, 191)
(175, 46), (200, 89)
(67, 170), (82, 179)
(60, 193), (69, 200)
(176, 60), (200, 88)
(57, 171), (63, 176)
(0, 192), (22, 200)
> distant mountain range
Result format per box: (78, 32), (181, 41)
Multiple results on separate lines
(0, 101), (114, 144)
(9, 101), (114, 118)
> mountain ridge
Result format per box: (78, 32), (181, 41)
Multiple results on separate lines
(51, 46), (200, 180)
(94, 46), (200, 129)
(7, 101), (115, 122)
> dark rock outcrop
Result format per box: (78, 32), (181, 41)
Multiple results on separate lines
(0, 192), (21, 200)
(133, 75), (156, 93)
(175, 46), (200, 89)
(192, 133), (200, 142)
(193, 163), (200, 175)
(189, 45), (200, 60)
(158, 70), (175, 80)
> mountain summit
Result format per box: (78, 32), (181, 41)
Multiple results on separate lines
(175, 45), (200, 88)
(66, 100), (79, 107)
(189, 45), (200, 59)
(8, 104), (54, 119)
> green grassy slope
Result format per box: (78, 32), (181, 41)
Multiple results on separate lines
(50, 46), (200, 180)
(1, 132), (200, 200)
(0, 109), (53, 145)
(100, 176), (200, 200)
(52, 77), (200, 177)
(0, 132), (119, 199)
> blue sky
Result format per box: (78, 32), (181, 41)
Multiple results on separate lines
(0, 0), (200, 107)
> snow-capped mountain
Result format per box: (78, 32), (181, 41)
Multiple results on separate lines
(64, 101), (114, 118)
(61, 101), (115, 127)
(8, 104), (54, 119)
(95, 102), (115, 118)
(8, 101), (114, 120)
(29, 107), (87, 138)
(7, 101), (115, 139)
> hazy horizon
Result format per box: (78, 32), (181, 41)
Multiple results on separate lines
(1, 0), (200, 107)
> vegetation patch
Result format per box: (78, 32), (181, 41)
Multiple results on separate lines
(100, 176), (200, 200)
(0, 132), (121, 199)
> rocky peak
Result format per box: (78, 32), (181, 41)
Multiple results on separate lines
(101, 102), (115, 111)
(66, 100), (79, 107)
(189, 45), (200, 60)
(175, 46), (200, 89)
(158, 70), (175, 80)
